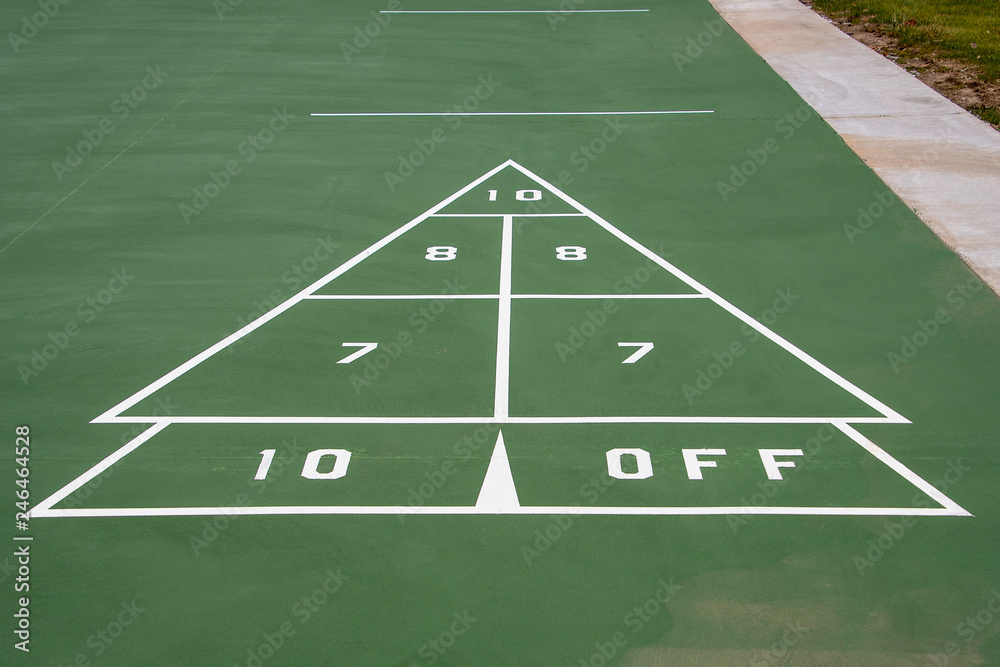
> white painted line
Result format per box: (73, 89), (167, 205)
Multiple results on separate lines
(494, 215), (513, 419)
(475, 430), (520, 513)
(93, 160), (519, 423)
(513, 294), (706, 299)
(28, 422), (169, 518)
(32, 505), (971, 518)
(501, 160), (909, 423)
(94, 416), (903, 425)
(834, 421), (973, 517)
(431, 213), (589, 218)
(311, 111), (713, 117)
(305, 294), (498, 300)
(380, 9), (650, 14)
(305, 294), (706, 300)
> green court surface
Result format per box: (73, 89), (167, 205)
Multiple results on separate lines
(4, 0), (1000, 664)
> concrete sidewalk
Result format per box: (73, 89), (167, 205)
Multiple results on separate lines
(710, 0), (1000, 293)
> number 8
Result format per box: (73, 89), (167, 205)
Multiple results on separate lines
(425, 246), (457, 261)
(556, 246), (587, 261)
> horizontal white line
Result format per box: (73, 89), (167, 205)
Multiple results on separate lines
(302, 294), (705, 300)
(305, 294), (496, 300)
(380, 9), (650, 14)
(311, 111), (713, 117)
(93, 416), (904, 425)
(515, 294), (705, 299)
(30, 505), (968, 518)
(430, 213), (589, 217)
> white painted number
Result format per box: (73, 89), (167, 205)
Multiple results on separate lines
(515, 189), (541, 201)
(606, 448), (654, 480)
(425, 246), (457, 261)
(255, 448), (353, 481)
(338, 342), (378, 364)
(255, 449), (276, 480)
(556, 246), (587, 261)
(618, 342), (654, 364)
(488, 189), (498, 201)
(301, 449), (352, 480)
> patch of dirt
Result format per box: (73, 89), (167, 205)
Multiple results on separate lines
(801, 2), (1000, 128)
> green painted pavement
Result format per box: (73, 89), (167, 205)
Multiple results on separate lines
(3, 0), (1000, 664)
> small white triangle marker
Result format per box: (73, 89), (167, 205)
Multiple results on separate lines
(475, 430), (520, 513)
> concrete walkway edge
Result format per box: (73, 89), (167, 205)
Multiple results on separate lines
(709, 0), (1000, 294)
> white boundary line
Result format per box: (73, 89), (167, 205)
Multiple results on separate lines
(513, 294), (705, 300)
(431, 213), (588, 218)
(380, 9), (650, 14)
(29, 422), (170, 518)
(311, 111), (712, 117)
(95, 416), (901, 425)
(33, 506), (967, 518)
(304, 294), (705, 300)
(834, 421), (971, 516)
(305, 294), (498, 300)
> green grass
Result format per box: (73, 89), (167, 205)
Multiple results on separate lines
(811, 0), (1000, 80)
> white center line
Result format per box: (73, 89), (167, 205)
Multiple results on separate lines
(311, 111), (712, 117)
(380, 9), (650, 14)
(495, 215), (514, 419)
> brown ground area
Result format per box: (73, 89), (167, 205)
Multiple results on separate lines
(801, 1), (1000, 129)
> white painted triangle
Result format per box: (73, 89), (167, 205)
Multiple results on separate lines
(475, 430), (520, 513)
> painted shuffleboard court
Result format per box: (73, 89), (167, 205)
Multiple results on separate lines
(3, 0), (1000, 664)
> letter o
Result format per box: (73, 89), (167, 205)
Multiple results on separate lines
(606, 448), (653, 480)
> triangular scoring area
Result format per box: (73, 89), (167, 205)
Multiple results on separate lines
(96, 158), (899, 425)
(437, 167), (581, 216)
